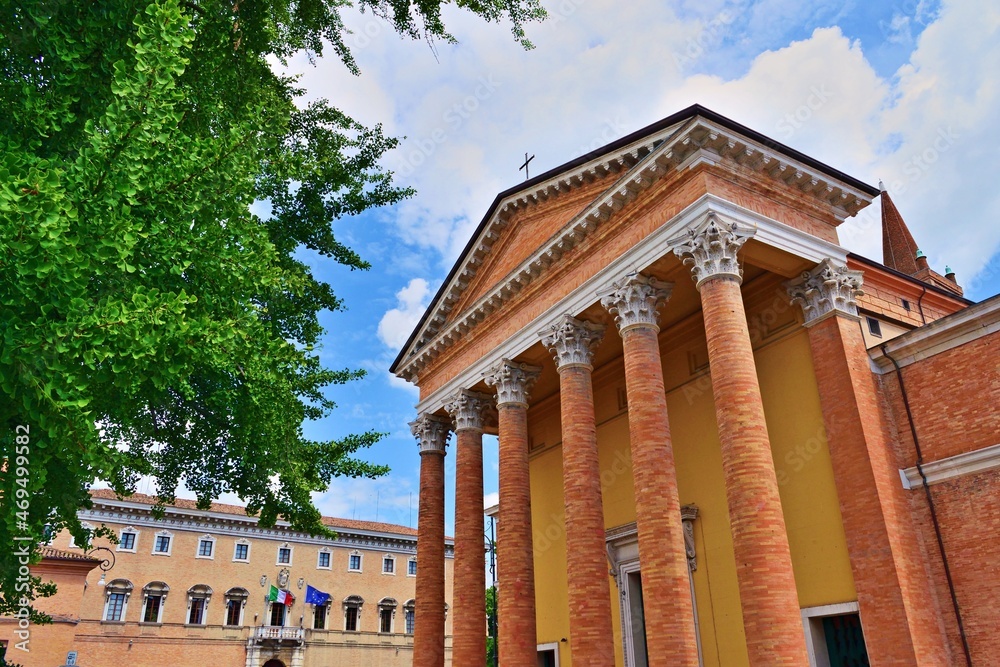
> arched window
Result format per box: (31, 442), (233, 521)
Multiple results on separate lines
(103, 579), (133, 622)
(403, 599), (415, 634)
(187, 585), (213, 625)
(378, 597), (397, 633)
(343, 595), (364, 632)
(141, 582), (169, 624)
(224, 587), (249, 626)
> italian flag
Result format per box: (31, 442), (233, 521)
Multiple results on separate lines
(268, 585), (294, 606)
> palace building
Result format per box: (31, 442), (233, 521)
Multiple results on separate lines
(0, 489), (454, 667)
(391, 105), (1000, 666)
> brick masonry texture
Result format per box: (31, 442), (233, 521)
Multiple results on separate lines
(415, 450), (447, 667)
(558, 364), (617, 665)
(497, 402), (539, 666)
(806, 314), (952, 665)
(698, 275), (810, 666)
(880, 327), (1000, 663)
(452, 428), (486, 667)
(620, 325), (700, 666)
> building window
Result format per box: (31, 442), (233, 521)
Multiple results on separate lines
(269, 601), (286, 627)
(317, 549), (331, 569)
(118, 529), (137, 552)
(196, 535), (215, 559)
(187, 585), (212, 625)
(901, 298), (911, 311)
(343, 596), (364, 632)
(407, 558), (417, 577)
(68, 522), (93, 549)
(382, 555), (395, 574)
(152, 531), (172, 555)
(404, 600), (415, 634)
(224, 587), (248, 626)
(867, 316), (882, 338)
(276, 544), (292, 565)
(233, 541), (250, 562)
(141, 582), (169, 624)
(348, 552), (362, 572)
(103, 579), (133, 622)
(378, 598), (397, 633)
(313, 603), (329, 630)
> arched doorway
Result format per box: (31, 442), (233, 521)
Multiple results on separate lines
(262, 660), (285, 667)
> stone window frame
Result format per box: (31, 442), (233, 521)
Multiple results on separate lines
(403, 599), (415, 634)
(407, 557), (417, 577)
(186, 584), (213, 626)
(381, 554), (396, 575)
(102, 579), (133, 623)
(195, 534), (216, 560)
(343, 595), (364, 632)
(232, 539), (251, 563)
(224, 587), (249, 627)
(275, 542), (293, 566)
(140, 581), (169, 624)
(117, 526), (139, 553)
(151, 530), (173, 556)
(377, 597), (397, 633)
(316, 547), (332, 570)
(348, 550), (363, 573)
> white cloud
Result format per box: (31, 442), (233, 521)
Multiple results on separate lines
(483, 491), (499, 509)
(312, 475), (418, 527)
(377, 278), (432, 351)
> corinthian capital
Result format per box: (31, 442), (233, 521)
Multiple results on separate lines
(599, 273), (674, 334)
(671, 214), (754, 288)
(785, 258), (864, 325)
(485, 359), (542, 408)
(539, 315), (606, 372)
(409, 414), (451, 454)
(444, 389), (494, 433)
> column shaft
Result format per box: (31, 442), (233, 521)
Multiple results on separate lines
(497, 402), (537, 665)
(621, 325), (700, 666)
(414, 449), (447, 667)
(559, 364), (616, 665)
(699, 275), (809, 666)
(453, 427), (486, 667)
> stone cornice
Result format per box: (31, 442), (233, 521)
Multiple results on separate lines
(394, 116), (872, 383)
(413, 195), (850, 416)
(600, 273), (674, 334)
(76, 502), (450, 556)
(786, 258), (864, 325)
(900, 443), (1000, 489)
(869, 293), (1000, 373)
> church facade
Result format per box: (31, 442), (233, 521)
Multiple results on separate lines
(391, 105), (999, 666)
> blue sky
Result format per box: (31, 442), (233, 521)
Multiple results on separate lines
(149, 0), (1000, 535)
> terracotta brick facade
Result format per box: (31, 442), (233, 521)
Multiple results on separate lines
(451, 427), (486, 667)
(415, 449), (448, 667)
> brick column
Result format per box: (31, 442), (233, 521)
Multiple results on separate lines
(600, 274), (700, 666)
(540, 315), (616, 666)
(673, 216), (810, 666)
(485, 360), (542, 667)
(787, 260), (950, 665)
(410, 414), (451, 667)
(444, 390), (493, 667)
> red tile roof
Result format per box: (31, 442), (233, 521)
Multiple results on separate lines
(39, 546), (101, 562)
(88, 488), (418, 537)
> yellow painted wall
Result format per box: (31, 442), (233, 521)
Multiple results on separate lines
(527, 327), (856, 667)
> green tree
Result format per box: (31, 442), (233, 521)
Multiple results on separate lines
(0, 0), (545, 621)
(486, 584), (498, 665)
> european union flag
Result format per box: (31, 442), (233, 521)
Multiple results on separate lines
(305, 585), (330, 606)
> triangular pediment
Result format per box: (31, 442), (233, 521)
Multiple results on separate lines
(390, 105), (878, 382)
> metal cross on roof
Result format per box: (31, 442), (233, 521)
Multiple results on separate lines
(519, 152), (535, 180)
